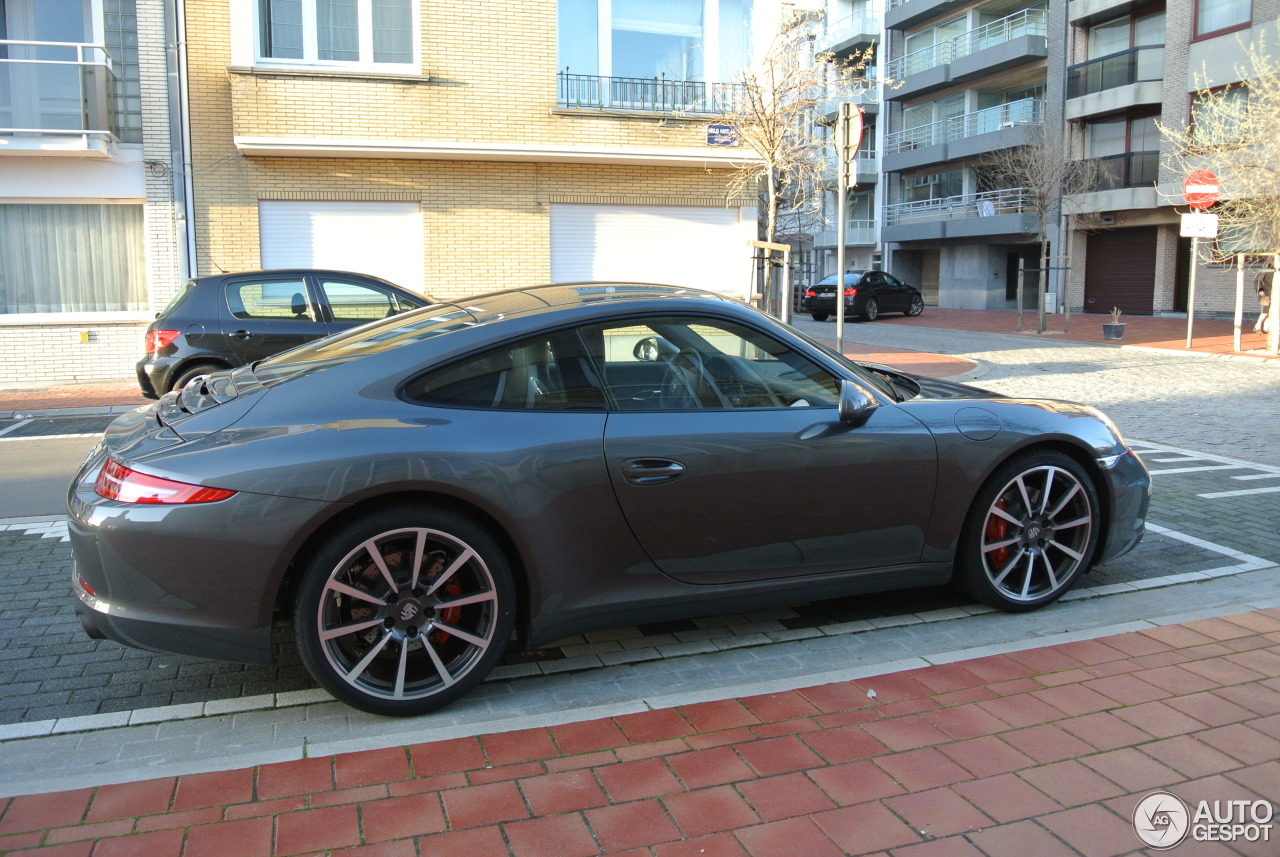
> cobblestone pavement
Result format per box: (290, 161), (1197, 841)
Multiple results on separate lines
(794, 318), (1280, 468)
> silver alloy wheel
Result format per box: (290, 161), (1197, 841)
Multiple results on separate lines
(907, 294), (924, 316)
(978, 464), (1094, 604)
(864, 298), (878, 321)
(315, 526), (500, 702)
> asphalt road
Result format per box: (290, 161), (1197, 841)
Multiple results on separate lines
(0, 435), (99, 518)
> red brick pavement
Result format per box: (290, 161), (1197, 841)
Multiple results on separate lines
(4, 609), (1280, 856)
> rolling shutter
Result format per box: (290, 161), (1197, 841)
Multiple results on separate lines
(1084, 227), (1157, 316)
(550, 203), (755, 298)
(258, 201), (425, 293)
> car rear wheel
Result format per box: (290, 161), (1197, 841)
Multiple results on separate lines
(906, 294), (924, 316)
(293, 505), (515, 716)
(956, 452), (1099, 612)
(862, 299), (879, 322)
(170, 362), (223, 393)
(811, 312), (830, 322)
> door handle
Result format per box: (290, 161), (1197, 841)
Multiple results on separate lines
(233, 330), (252, 341)
(622, 458), (686, 485)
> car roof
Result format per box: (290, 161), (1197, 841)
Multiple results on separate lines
(442, 282), (733, 320)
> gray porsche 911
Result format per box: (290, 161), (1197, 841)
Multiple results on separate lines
(69, 283), (1150, 716)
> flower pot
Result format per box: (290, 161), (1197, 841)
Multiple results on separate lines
(1102, 323), (1126, 340)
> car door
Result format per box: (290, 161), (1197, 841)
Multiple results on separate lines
(593, 315), (939, 585)
(878, 273), (910, 312)
(217, 274), (328, 365)
(314, 274), (424, 334)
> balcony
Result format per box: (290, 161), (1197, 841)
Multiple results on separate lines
(1068, 150), (1160, 212)
(815, 219), (877, 248)
(1065, 45), (1163, 119)
(886, 0), (973, 31)
(0, 40), (118, 157)
(821, 10), (883, 56)
(884, 97), (1043, 171)
(819, 81), (883, 117)
(556, 72), (746, 116)
(882, 186), (1037, 241)
(886, 9), (1049, 101)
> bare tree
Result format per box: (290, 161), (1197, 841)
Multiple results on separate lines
(978, 123), (1104, 333)
(721, 10), (876, 246)
(1159, 36), (1280, 355)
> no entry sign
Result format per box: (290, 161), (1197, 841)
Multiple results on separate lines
(1183, 169), (1219, 210)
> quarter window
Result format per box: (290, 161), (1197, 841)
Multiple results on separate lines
(259, 0), (414, 67)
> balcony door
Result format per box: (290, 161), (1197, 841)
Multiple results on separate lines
(0, 0), (92, 134)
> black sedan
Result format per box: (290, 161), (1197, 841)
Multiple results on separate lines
(802, 270), (925, 322)
(71, 284), (1150, 716)
(136, 269), (429, 398)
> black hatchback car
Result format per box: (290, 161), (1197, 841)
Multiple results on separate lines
(802, 270), (925, 322)
(136, 269), (429, 398)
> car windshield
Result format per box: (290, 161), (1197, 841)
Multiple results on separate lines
(817, 272), (867, 286)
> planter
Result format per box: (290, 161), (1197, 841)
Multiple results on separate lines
(1102, 323), (1127, 340)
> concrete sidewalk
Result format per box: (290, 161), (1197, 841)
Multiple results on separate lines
(2, 608), (1279, 856)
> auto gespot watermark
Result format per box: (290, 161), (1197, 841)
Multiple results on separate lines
(1133, 790), (1274, 849)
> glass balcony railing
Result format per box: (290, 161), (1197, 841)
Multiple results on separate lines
(822, 10), (883, 49)
(0, 40), (119, 145)
(886, 8), (1048, 80)
(1085, 150), (1160, 191)
(557, 71), (747, 115)
(885, 186), (1032, 225)
(885, 97), (1043, 154)
(1067, 45), (1164, 98)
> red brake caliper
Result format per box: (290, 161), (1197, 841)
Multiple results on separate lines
(431, 580), (463, 648)
(986, 498), (1011, 568)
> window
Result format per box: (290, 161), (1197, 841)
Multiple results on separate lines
(557, 0), (752, 83)
(584, 317), (838, 410)
(1196, 0), (1249, 39)
(903, 168), (964, 203)
(405, 330), (607, 410)
(0, 204), (145, 314)
(1191, 85), (1249, 147)
(258, 0), (414, 67)
(226, 279), (311, 320)
(319, 278), (421, 321)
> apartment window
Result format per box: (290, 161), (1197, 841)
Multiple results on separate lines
(903, 168), (964, 203)
(558, 0), (752, 82)
(1191, 85), (1249, 146)
(902, 15), (965, 75)
(259, 0), (414, 67)
(1195, 0), (1249, 39)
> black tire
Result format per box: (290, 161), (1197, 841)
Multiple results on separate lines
(906, 294), (924, 316)
(811, 312), (830, 322)
(955, 451), (1100, 612)
(862, 298), (879, 322)
(293, 505), (516, 716)
(170, 362), (223, 393)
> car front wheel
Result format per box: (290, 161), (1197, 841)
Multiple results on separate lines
(293, 505), (515, 716)
(956, 452), (1100, 612)
(906, 294), (924, 316)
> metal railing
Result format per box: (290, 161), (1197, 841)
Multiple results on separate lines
(886, 7), (1047, 80)
(817, 219), (877, 246)
(1067, 45), (1164, 98)
(885, 186), (1032, 225)
(822, 10), (883, 47)
(1086, 150), (1160, 191)
(885, 97), (1043, 154)
(557, 71), (747, 115)
(0, 39), (118, 141)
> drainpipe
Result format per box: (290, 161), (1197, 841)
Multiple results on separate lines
(166, 0), (196, 278)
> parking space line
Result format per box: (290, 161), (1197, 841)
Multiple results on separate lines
(0, 419), (31, 438)
(1233, 473), (1280, 481)
(1146, 464), (1248, 475)
(1199, 486), (1280, 499)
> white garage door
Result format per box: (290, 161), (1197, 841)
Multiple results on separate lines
(550, 203), (755, 298)
(259, 201), (425, 293)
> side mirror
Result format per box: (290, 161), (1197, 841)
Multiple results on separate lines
(838, 379), (879, 426)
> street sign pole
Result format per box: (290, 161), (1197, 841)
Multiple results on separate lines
(1181, 171), (1220, 348)
(835, 102), (847, 356)
(1186, 236), (1199, 348)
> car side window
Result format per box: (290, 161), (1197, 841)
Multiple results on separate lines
(403, 330), (606, 410)
(581, 316), (840, 411)
(882, 274), (903, 290)
(321, 279), (416, 322)
(225, 279), (312, 321)
(865, 273), (885, 288)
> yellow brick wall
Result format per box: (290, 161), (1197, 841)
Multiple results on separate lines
(184, 1), (751, 301)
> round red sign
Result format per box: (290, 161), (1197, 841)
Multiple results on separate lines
(1183, 169), (1219, 210)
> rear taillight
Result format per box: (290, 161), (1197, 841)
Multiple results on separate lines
(94, 458), (236, 505)
(145, 329), (180, 354)
(844, 287), (857, 297)
(804, 289), (816, 298)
